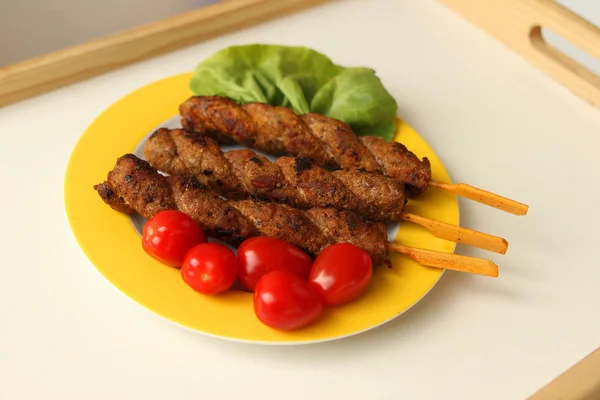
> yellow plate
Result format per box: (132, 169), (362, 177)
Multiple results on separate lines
(64, 73), (458, 344)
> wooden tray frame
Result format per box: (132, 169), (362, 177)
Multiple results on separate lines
(0, 0), (334, 107)
(2, 0), (598, 397)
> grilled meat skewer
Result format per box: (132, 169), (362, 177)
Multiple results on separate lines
(94, 154), (499, 277)
(179, 95), (529, 215)
(145, 128), (508, 254)
(179, 96), (431, 195)
(145, 128), (406, 222)
(95, 153), (389, 265)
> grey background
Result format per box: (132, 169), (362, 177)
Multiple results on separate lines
(0, 0), (599, 74)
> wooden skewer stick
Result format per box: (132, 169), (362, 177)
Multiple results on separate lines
(388, 243), (499, 278)
(400, 212), (508, 254)
(429, 180), (529, 216)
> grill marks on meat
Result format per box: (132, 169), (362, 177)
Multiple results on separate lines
(146, 128), (242, 197)
(179, 95), (431, 194)
(229, 200), (328, 256)
(145, 128), (301, 205)
(94, 154), (390, 266)
(94, 182), (135, 214)
(276, 156), (361, 210)
(144, 128), (406, 222)
(180, 97), (333, 169)
(359, 136), (432, 196)
(169, 176), (257, 245)
(245, 103), (331, 167)
(94, 154), (255, 245)
(97, 153), (176, 219)
(225, 150), (299, 204)
(305, 208), (389, 267)
(300, 113), (379, 172)
(331, 169), (407, 222)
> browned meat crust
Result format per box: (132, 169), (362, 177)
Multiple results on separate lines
(93, 182), (135, 214)
(95, 154), (176, 219)
(144, 128), (406, 223)
(358, 136), (432, 197)
(179, 95), (431, 194)
(94, 154), (391, 266)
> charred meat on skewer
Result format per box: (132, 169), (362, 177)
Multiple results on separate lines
(144, 128), (407, 223)
(179, 95), (432, 195)
(94, 154), (391, 266)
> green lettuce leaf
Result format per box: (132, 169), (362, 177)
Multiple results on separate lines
(189, 44), (398, 141)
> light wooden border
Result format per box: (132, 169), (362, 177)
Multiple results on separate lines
(438, 0), (600, 109)
(529, 347), (600, 400)
(0, 0), (334, 107)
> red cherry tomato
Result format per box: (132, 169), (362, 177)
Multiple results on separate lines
(181, 243), (238, 295)
(254, 271), (323, 331)
(309, 243), (372, 306)
(237, 236), (313, 292)
(142, 210), (207, 267)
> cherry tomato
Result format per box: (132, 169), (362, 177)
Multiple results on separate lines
(237, 236), (313, 292)
(309, 243), (372, 306)
(254, 271), (323, 330)
(181, 242), (238, 295)
(142, 210), (207, 267)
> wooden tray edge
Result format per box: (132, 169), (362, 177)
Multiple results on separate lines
(0, 0), (335, 107)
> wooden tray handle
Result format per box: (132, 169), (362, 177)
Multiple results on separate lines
(533, 0), (600, 60)
(528, 0), (600, 94)
(438, 0), (600, 108)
